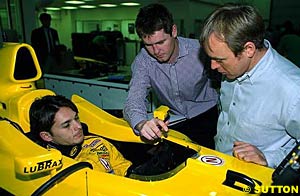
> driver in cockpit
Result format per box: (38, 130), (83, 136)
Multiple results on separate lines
(29, 95), (132, 176)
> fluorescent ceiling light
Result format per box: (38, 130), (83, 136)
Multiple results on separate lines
(65, 1), (85, 4)
(99, 4), (117, 7)
(45, 7), (61, 11)
(61, 6), (78, 9)
(120, 2), (140, 6)
(79, 5), (96, 8)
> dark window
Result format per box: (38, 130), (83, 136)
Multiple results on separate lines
(14, 47), (37, 80)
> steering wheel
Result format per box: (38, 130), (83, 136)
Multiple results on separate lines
(31, 162), (93, 196)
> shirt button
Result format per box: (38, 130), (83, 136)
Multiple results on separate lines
(227, 122), (230, 125)
(233, 102), (236, 106)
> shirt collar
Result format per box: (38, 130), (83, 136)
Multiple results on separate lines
(177, 36), (189, 58)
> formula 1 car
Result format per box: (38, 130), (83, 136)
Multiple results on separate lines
(0, 42), (298, 196)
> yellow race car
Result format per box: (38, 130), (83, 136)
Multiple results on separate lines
(0, 42), (298, 196)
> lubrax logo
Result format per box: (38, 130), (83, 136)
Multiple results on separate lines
(24, 159), (62, 173)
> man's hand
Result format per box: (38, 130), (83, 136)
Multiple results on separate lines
(232, 141), (267, 166)
(136, 118), (168, 140)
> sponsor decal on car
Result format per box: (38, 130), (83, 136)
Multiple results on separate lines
(198, 155), (224, 166)
(23, 158), (63, 174)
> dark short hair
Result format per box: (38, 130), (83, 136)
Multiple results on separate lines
(39, 13), (51, 21)
(135, 3), (174, 38)
(29, 95), (78, 138)
(200, 3), (265, 56)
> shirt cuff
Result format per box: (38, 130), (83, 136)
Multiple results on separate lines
(133, 128), (140, 136)
(264, 150), (287, 168)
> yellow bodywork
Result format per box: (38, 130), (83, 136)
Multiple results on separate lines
(0, 42), (274, 195)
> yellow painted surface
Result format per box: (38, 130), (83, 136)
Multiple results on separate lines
(0, 42), (274, 195)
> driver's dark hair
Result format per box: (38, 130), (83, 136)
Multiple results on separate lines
(29, 95), (78, 139)
(135, 3), (174, 38)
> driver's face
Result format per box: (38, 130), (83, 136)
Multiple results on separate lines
(49, 107), (84, 145)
